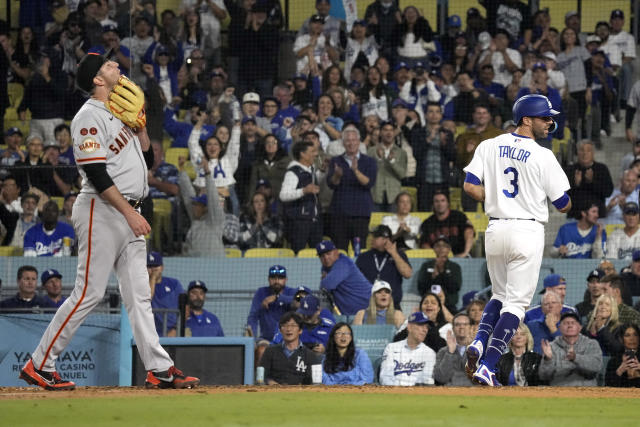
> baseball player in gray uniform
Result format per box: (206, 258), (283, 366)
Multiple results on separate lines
(461, 94), (572, 386)
(19, 53), (199, 390)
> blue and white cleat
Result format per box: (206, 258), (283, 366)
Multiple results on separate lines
(472, 363), (501, 387)
(465, 340), (483, 380)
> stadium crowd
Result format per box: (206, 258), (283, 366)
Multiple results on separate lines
(2, 0), (640, 387)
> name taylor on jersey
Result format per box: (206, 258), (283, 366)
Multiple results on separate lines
(498, 144), (531, 163)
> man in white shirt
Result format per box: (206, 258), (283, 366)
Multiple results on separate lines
(596, 21), (622, 69)
(605, 169), (639, 224)
(608, 9), (635, 106)
(478, 30), (522, 87)
(293, 14), (339, 74)
(607, 202), (640, 261)
(379, 311), (436, 386)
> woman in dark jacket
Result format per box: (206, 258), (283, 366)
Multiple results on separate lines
(605, 324), (640, 387)
(496, 324), (546, 386)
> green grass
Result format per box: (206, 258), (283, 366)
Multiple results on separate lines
(1, 391), (637, 427)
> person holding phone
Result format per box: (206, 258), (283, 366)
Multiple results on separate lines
(605, 323), (640, 387)
(416, 235), (462, 313)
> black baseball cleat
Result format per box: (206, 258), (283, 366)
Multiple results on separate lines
(145, 366), (200, 389)
(19, 359), (76, 391)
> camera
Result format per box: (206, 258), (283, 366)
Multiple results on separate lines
(625, 349), (637, 359)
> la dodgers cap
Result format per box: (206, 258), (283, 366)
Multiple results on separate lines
(297, 294), (320, 316)
(188, 280), (208, 292)
(146, 251), (163, 266)
(408, 311), (434, 325)
(316, 240), (336, 256)
(539, 273), (566, 293)
(611, 9), (624, 20)
(587, 269), (605, 281)
(41, 269), (62, 285)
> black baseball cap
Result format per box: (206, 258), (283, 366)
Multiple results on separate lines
(310, 14), (325, 24)
(371, 224), (392, 238)
(587, 268), (605, 282)
(611, 9), (624, 20)
(623, 202), (639, 215)
(76, 53), (107, 94)
(188, 280), (208, 292)
(560, 311), (581, 324)
(433, 234), (451, 246)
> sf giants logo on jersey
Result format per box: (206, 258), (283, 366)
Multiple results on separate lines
(79, 139), (101, 153)
(108, 126), (136, 155)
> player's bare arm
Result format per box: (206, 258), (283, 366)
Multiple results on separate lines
(463, 181), (485, 202)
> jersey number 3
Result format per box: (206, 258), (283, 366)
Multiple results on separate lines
(502, 167), (519, 198)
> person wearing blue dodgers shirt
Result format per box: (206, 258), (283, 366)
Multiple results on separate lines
(524, 273), (577, 323)
(147, 251), (184, 337)
(41, 269), (66, 308)
(23, 200), (75, 257)
(317, 240), (372, 316)
(247, 265), (297, 343)
(185, 280), (224, 337)
(272, 294), (335, 353)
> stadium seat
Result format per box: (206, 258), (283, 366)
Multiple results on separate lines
(7, 83), (23, 108)
(449, 187), (462, 211)
(151, 198), (173, 252)
(50, 196), (64, 210)
(0, 246), (22, 256)
(368, 212), (387, 231)
(164, 148), (189, 168)
(405, 249), (436, 258)
(244, 248), (296, 258)
(605, 223), (624, 236)
(225, 248), (242, 258)
(466, 212), (489, 233)
(297, 248), (318, 258)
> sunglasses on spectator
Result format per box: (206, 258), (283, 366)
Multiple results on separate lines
(268, 266), (286, 277)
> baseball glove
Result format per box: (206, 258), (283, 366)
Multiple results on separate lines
(107, 76), (146, 129)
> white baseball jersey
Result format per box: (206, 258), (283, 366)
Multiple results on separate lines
(464, 132), (570, 223)
(608, 31), (636, 59)
(379, 339), (436, 386)
(606, 228), (640, 261)
(71, 99), (148, 200)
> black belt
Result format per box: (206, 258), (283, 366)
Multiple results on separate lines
(489, 217), (535, 221)
(127, 198), (142, 209)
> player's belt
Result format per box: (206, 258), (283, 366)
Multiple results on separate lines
(127, 198), (142, 209)
(489, 217), (535, 221)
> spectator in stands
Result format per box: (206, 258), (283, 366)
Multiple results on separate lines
(42, 142), (77, 196)
(322, 322), (374, 385)
(412, 103), (456, 211)
(317, 240), (372, 316)
(8, 26), (38, 85)
(607, 202), (640, 261)
(538, 312), (602, 386)
(0, 175), (23, 213)
(602, 274), (640, 327)
(355, 224), (412, 309)
(551, 200), (605, 259)
(455, 103), (503, 210)
(1, 128), (25, 168)
(608, 10), (635, 111)
(182, 0), (227, 67)
(147, 140), (179, 201)
(0, 192), (39, 247)
(12, 136), (48, 196)
(564, 11), (587, 46)
(23, 200), (74, 257)
(524, 274), (576, 323)
(480, 0), (531, 52)
(184, 280), (224, 337)
(343, 19), (378, 82)
(496, 323), (544, 386)
(605, 323), (640, 387)
(444, 72), (490, 126)
(365, 0), (402, 58)
(0, 265), (54, 311)
(279, 140), (323, 253)
(58, 192), (76, 227)
(417, 234), (461, 313)
(473, 64), (506, 109)
(557, 27), (591, 133)
(53, 124), (74, 166)
(238, 191), (283, 250)
(392, 6), (433, 69)
(419, 191), (474, 258)
(587, 49), (616, 144)
(622, 251), (640, 302)
(380, 311), (436, 386)
(382, 191), (421, 250)
(600, 259), (617, 276)
(120, 16), (154, 81)
(273, 294), (335, 353)
(368, 120), (407, 212)
(247, 265), (296, 345)
(327, 127), (377, 251)
(605, 171), (639, 225)
(466, 298), (486, 339)
(260, 311), (322, 385)
(583, 294), (622, 356)
(477, 29), (522, 87)
(314, 95), (343, 143)
(177, 161), (225, 257)
(576, 269), (606, 323)
(87, 25), (131, 73)
(353, 280), (405, 328)
(40, 268), (65, 308)
(298, 0), (341, 49)
(566, 140), (614, 219)
(396, 292), (452, 347)
(358, 66), (396, 121)
(236, 115), (263, 207)
(526, 291), (563, 354)
(147, 251), (184, 337)
(177, 8), (204, 64)
(240, 92), (269, 136)
(237, 2), (279, 98)
(440, 15), (462, 63)
(433, 312), (474, 386)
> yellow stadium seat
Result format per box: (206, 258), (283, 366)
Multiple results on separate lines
(165, 148), (189, 168)
(401, 186), (418, 211)
(581, 0), (630, 34)
(0, 246), (22, 256)
(414, 212), (432, 223)
(449, 187), (462, 211)
(225, 248), (242, 258)
(7, 83), (23, 107)
(153, 198), (172, 214)
(162, 136), (172, 153)
(50, 196), (64, 210)
(151, 199), (173, 252)
(369, 212), (387, 230)
(406, 249), (435, 258)
(466, 212), (489, 233)
(244, 248), (296, 258)
(297, 248), (318, 258)
(605, 223), (625, 236)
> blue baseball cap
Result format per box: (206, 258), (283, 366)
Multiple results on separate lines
(146, 251), (163, 266)
(532, 62), (547, 71)
(297, 294), (320, 316)
(462, 290), (478, 307)
(408, 311), (434, 325)
(316, 240), (336, 256)
(295, 285), (312, 296)
(292, 73), (308, 81)
(353, 19), (367, 27)
(242, 115), (257, 125)
(191, 194), (208, 205)
(5, 127), (22, 137)
(394, 61), (410, 73)
(256, 178), (271, 189)
(392, 98), (409, 109)
(268, 264), (287, 277)
(41, 269), (62, 285)
(188, 280), (208, 292)
(540, 273), (566, 293)
(447, 15), (462, 28)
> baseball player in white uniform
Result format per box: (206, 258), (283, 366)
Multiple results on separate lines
(462, 94), (572, 386)
(20, 53), (199, 390)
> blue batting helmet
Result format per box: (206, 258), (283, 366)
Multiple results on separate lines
(512, 94), (560, 133)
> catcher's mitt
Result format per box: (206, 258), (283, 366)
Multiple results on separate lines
(107, 76), (146, 129)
